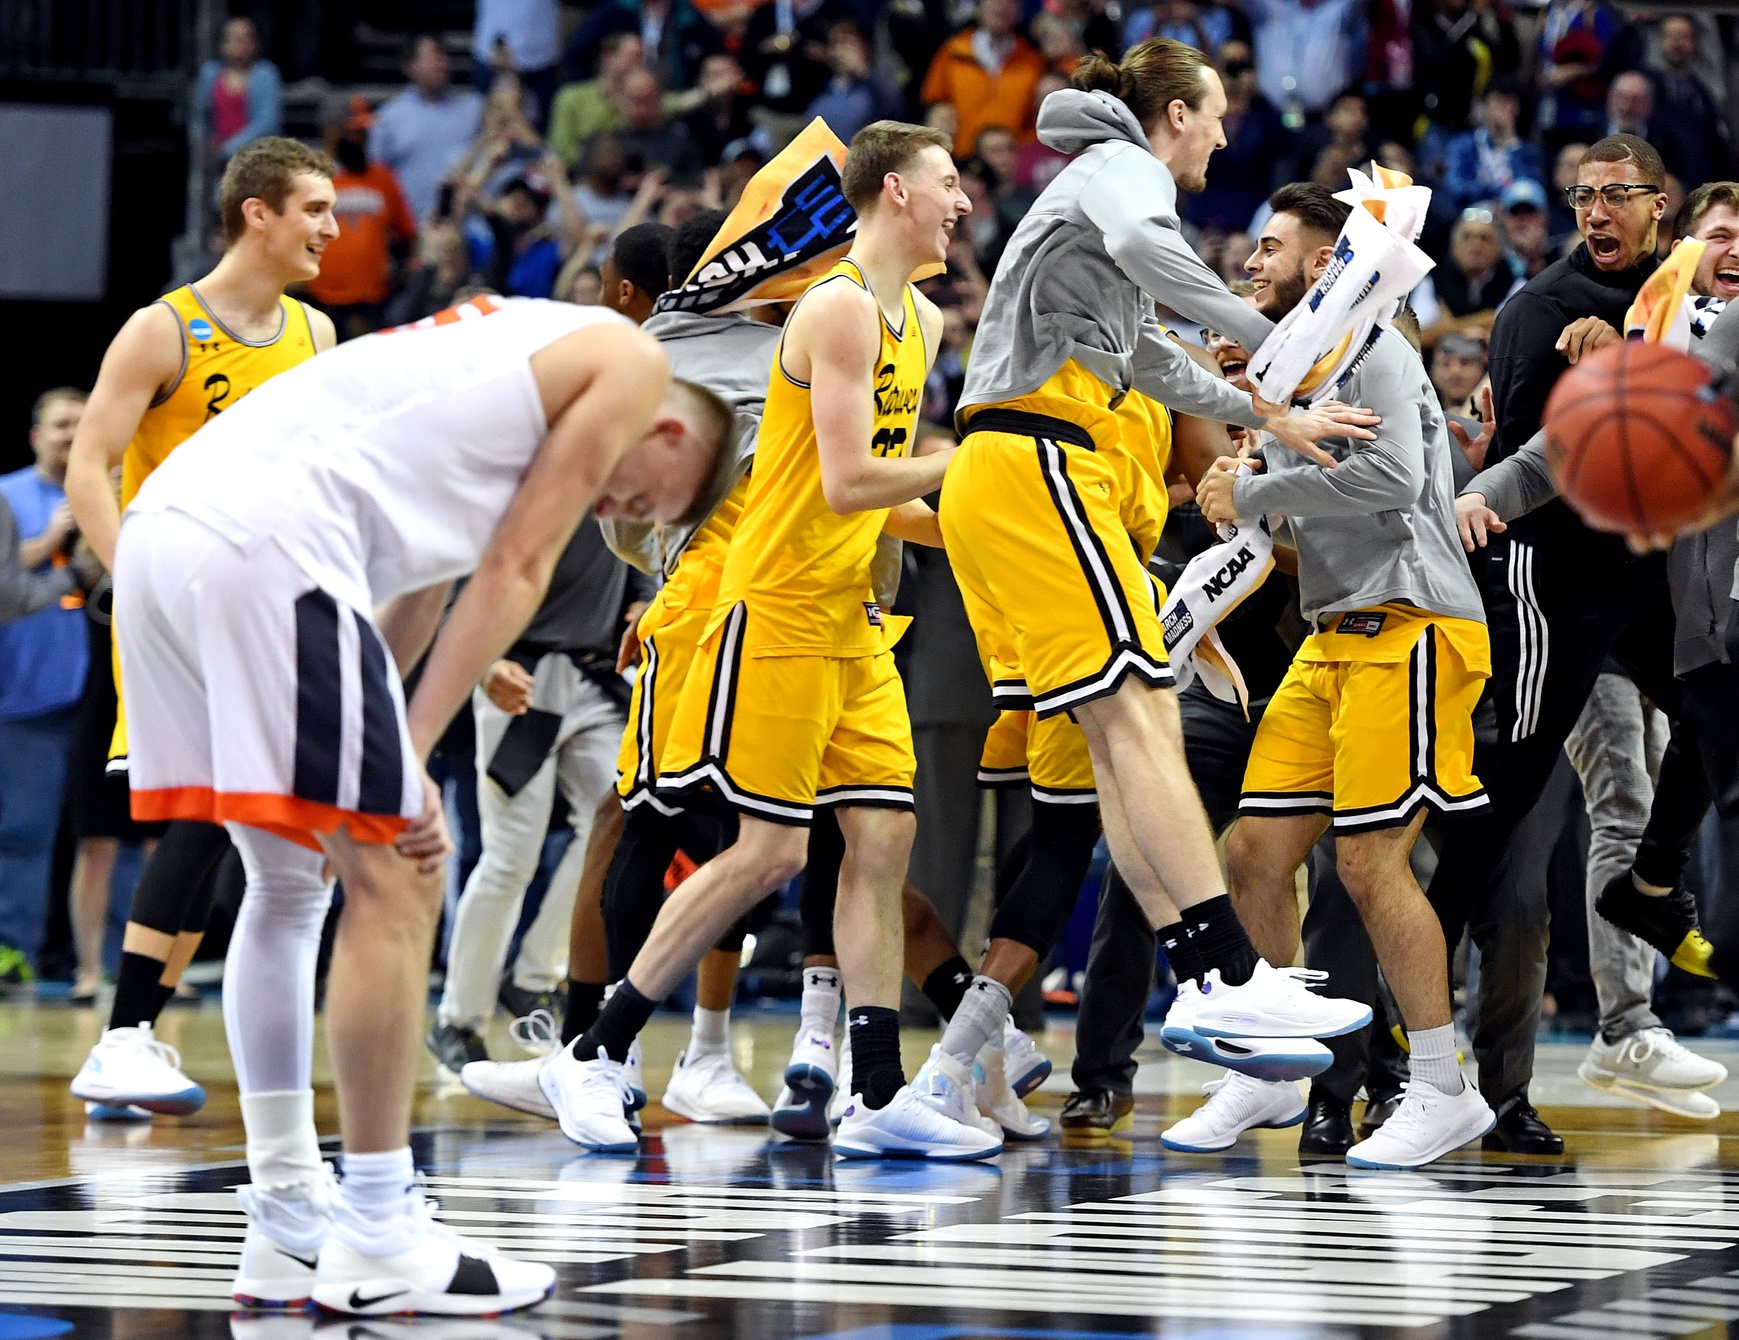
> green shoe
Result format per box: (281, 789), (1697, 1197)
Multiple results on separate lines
(0, 945), (36, 989)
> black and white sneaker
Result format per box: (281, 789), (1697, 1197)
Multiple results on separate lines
(312, 1198), (554, 1316)
(426, 1022), (489, 1075)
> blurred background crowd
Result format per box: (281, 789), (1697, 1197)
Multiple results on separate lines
(3, 0), (1737, 1041)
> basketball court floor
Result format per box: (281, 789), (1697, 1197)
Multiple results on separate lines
(6, 1003), (1739, 1340)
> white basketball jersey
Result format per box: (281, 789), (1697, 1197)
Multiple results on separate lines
(131, 297), (633, 609)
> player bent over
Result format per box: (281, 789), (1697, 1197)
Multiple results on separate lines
(114, 296), (730, 1313)
(543, 122), (999, 1161)
(1192, 184), (1497, 1168)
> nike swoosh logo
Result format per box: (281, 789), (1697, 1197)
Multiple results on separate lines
(276, 1247), (318, 1269)
(348, 1286), (409, 1310)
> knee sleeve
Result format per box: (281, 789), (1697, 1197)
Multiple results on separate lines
(130, 820), (231, 935)
(989, 801), (1102, 956)
(800, 810), (845, 959)
(603, 808), (682, 981)
(222, 825), (335, 1095)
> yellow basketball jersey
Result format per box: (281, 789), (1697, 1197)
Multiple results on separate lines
(120, 285), (318, 509)
(714, 257), (926, 657)
(1112, 390), (1173, 563)
(660, 473), (750, 614)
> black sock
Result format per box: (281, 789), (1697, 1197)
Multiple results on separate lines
(153, 983), (176, 1014)
(108, 953), (169, 1031)
(562, 981), (607, 1046)
(1187, 895), (1258, 986)
(572, 980), (656, 1062)
(920, 956), (973, 1021)
(1158, 921), (1205, 984)
(847, 1005), (904, 1110)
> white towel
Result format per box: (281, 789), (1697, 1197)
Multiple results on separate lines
(1160, 510), (1275, 711)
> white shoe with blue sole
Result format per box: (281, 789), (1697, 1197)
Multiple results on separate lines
(1002, 1020), (1051, 1098)
(833, 1083), (1002, 1161)
(1160, 1073), (1306, 1152)
(1345, 1081), (1494, 1169)
(770, 1027), (837, 1141)
(70, 1023), (206, 1115)
(539, 1045), (640, 1152)
(1158, 1026), (1335, 1080)
(1189, 962), (1373, 1039)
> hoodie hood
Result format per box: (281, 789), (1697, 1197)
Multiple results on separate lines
(643, 308), (761, 341)
(1036, 88), (1152, 156)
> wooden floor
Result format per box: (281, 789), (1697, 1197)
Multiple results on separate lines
(9, 998), (1739, 1339)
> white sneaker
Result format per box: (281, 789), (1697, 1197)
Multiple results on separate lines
(976, 1039), (1050, 1139)
(827, 1044), (853, 1123)
(663, 1048), (771, 1124)
(84, 1101), (152, 1121)
(1345, 1081), (1495, 1169)
(538, 1045), (639, 1152)
(459, 1056), (556, 1120)
(624, 1037), (647, 1112)
(233, 1179), (334, 1309)
(312, 1195), (554, 1315)
(507, 1009), (559, 1057)
(1192, 962), (1372, 1039)
(770, 1026), (838, 1141)
(70, 1023), (206, 1115)
(1161, 981), (1335, 1080)
(1579, 1027), (1727, 1119)
(1159, 1073), (1305, 1152)
(834, 1084), (1003, 1161)
(1003, 1019), (1052, 1098)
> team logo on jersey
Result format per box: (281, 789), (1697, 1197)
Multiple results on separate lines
(187, 318), (214, 342)
(873, 363), (920, 418)
(1336, 611), (1387, 637)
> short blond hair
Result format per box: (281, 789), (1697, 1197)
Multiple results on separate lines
(841, 121), (952, 213)
(219, 137), (335, 245)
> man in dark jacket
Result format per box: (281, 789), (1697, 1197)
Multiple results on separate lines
(1428, 133), (1678, 1156)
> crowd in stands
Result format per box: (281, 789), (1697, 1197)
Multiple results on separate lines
(4, 1), (1737, 1038)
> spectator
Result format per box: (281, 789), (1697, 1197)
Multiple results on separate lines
(1013, 74), (1072, 194)
(741, 0), (842, 125)
(616, 68), (704, 184)
(307, 98), (418, 340)
(1030, 12), (1087, 78)
(1499, 178), (1552, 278)
(571, 136), (636, 257)
(1414, 207), (1523, 346)
(1298, 91), (1376, 183)
(1410, 0), (1522, 143)
(1245, 0), (1365, 117)
(600, 221), (677, 322)
(0, 389), (91, 985)
(1045, 0), (1121, 65)
(1536, 0), (1625, 147)
(922, 303), (970, 422)
(547, 33), (646, 169)
(474, 0), (562, 128)
(681, 54), (754, 167)
(807, 19), (904, 146)
(974, 125), (1038, 234)
(369, 35), (486, 223)
(1430, 330), (1487, 417)
(560, 264), (605, 304)
(1604, 71), (1660, 143)
(0, 491), (89, 626)
(382, 219), (474, 326)
(1123, 0), (1238, 55)
(1548, 140), (1590, 247)
(920, 0), (1047, 159)
(1646, 15), (1731, 190)
(1441, 79), (1547, 213)
(195, 17), (282, 166)
(456, 150), (586, 297)
(566, 0), (724, 95)
(1188, 39), (1294, 232)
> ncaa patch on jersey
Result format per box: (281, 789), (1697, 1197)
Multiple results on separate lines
(187, 318), (214, 341)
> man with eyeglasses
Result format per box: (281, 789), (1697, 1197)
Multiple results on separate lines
(1426, 133), (1680, 1157)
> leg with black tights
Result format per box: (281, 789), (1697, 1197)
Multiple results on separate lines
(600, 806), (733, 985)
(1633, 713), (1715, 893)
(108, 819), (232, 1032)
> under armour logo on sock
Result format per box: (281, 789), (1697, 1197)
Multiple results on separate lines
(851, 1014), (870, 1027)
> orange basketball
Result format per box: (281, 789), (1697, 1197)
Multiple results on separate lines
(1543, 341), (1736, 534)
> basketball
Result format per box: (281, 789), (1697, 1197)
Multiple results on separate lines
(1543, 341), (1737, 534)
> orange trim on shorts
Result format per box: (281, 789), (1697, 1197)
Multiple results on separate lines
(131, 785), (410, 852)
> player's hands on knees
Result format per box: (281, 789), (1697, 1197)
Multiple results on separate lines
(1264, 400), (1377, 467)
(1196, 455), (1255, 525)
(1455, 492), (1506, 551)
(483, 659), (535, 715)
(396, 770), (453, 873)
(1556, 316), (1621, 364)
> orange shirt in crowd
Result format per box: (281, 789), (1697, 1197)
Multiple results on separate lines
(306, 163), (417, 307)
(920, 28), (1046, 158)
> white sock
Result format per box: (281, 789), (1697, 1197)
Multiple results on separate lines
(339, 1147), (416, 1222)
(1408, 1024), (1465, 1096)
(689, 1005), (730, 1057)
(941, 976), (1012, 1069)
(800, 966), (842, 1039)
(241, 1089), (324, 1194)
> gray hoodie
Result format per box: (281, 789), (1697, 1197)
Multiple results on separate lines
(1235, 327), (1486, 628)
(600, 308), (779, 579)
(957, 89), (1273, 430)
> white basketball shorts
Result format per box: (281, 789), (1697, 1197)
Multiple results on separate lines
(113, 508), (423, 851)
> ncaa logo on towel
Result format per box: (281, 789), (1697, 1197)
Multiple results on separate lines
(188, 318), (215, 342)
(1162, 604), (1194, 650)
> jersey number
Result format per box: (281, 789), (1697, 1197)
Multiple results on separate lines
(871, 427), (907, 458)
(203, 373), (231, 421)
